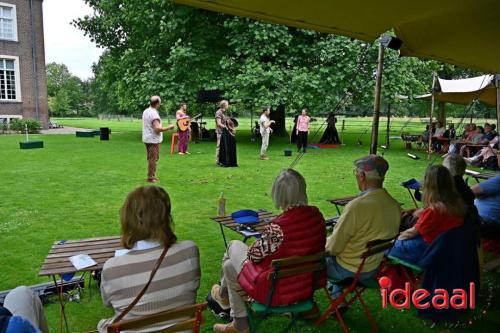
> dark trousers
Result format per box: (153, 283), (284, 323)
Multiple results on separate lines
(297, 131), (308, 151)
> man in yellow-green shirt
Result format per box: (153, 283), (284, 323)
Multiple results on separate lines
(325, 155), (400, 305)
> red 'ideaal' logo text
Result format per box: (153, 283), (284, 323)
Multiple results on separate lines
(379, 277), (475, 310)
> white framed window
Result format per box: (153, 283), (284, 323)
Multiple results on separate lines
(0, 55), (21, 102)
(0, 2), (17, 41)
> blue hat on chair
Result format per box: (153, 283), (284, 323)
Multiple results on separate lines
(231, 210), (259, 224)
(401, 178), (421, 190)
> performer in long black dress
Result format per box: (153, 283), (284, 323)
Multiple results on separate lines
(218, 118), (238, 167)
(290, 114), (299, 144)
(320, 112), (341, 144)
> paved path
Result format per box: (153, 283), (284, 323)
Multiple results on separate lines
(40, 127), (91, 135)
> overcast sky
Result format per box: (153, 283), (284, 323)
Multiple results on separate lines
(43, 0), (103, 80)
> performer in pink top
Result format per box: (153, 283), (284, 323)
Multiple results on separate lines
(176, 103), (190, 155)
(296, 108), (311, 153)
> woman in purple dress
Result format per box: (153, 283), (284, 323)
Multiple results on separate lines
(176, 103), (191, 155)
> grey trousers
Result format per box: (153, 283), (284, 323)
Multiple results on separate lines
(4, 286), (49, 333)
(260, 131), (269, 156)
(220, 240), (249, 318)
(216, 133), (221, 162)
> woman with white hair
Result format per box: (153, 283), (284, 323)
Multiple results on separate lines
(209, 169), (326, 333)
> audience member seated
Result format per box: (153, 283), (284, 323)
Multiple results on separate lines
(465, 123), (477, 140)
(442, 154), (475, 209)
(98, 186), (200, 332)
(471, 174), (500, 226)
(208, 169), (326, 333)
(443, 154), (482, 242)
(0, 286), (49, 333)
(443, 123), (455, 140)
(465, 135), (499, 169)
(418, 125), (431, 148)
(432, 122), (445, 138)
(471, 126), (485, 143)
(447, 123), (482, 156)
(481, 123), (497, 142)
(388, 165), (466, 263)
(431, 122), (447, 152)
(325, 155), (400, 309)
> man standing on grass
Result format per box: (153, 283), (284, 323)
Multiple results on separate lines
(142, 96), (174, 183)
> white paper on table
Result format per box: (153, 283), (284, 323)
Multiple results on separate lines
(240, 230), (261, 238)
(114, 249), (131, 257)
(69, 254), (97, 270)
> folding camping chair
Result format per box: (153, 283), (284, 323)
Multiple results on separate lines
(105, 303), (206, 333)
(245, 252), (328, 333)
(315, 239), (395, 333)
(386, 255), (423, 291)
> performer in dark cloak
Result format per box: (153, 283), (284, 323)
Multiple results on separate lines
(290, 114), (299, 144)
(218, 118), (238, 167)
(320, 112), (341, 144)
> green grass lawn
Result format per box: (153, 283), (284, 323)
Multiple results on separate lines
(0, 117), (498, 332)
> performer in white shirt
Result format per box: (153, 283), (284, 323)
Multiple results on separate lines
(259, 107), (274, 160)
(142, 96), (175, 182)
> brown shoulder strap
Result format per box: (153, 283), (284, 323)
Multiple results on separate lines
(111, 246), (169, 324)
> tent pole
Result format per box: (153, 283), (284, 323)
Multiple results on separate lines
(386, 103), (391, 148)
(496, 74), (500, 142)
(370, 39), (385, 155)
(251, 107), (253, 140)
(428, 73), (437, 160)
(438, 102), (446, 126)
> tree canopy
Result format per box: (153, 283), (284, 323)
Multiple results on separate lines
(46, 63), (91, 117)
(74, 0), (486, 128)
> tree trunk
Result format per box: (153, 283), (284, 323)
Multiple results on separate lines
(270, 104), (288, 137)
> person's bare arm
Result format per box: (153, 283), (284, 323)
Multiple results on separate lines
(264, 120), (275, 129)
(398, 226), (419, 240)
(216, 117), (226, 129)
(471, 183), (483, 197)
(152, 119), (175, 133)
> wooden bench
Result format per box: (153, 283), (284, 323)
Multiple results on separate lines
(76, 131), (95, 138)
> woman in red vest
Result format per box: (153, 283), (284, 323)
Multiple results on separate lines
(209, 169), (326, 333)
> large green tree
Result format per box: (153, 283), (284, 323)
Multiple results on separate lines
(75, 1), (480, 134)
(46, 63), (89, 116)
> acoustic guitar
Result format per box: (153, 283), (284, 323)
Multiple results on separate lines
(177, 117), (191, 132)
(227, 118), (239, 136)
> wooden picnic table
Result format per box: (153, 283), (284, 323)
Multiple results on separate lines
(465, 169), (498, 183)
(39, 236), (122, 276)
(210, 210), (277, 248)
(328, 195), (358, 215)
(39, 235), (122, 333)
(210, 210), (339, 248)
(328, 194), (407, 214)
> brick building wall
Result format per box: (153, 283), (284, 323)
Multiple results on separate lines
(0, 0), (48, 128)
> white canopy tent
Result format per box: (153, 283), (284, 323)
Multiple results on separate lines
(399, 75), (496, 107)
